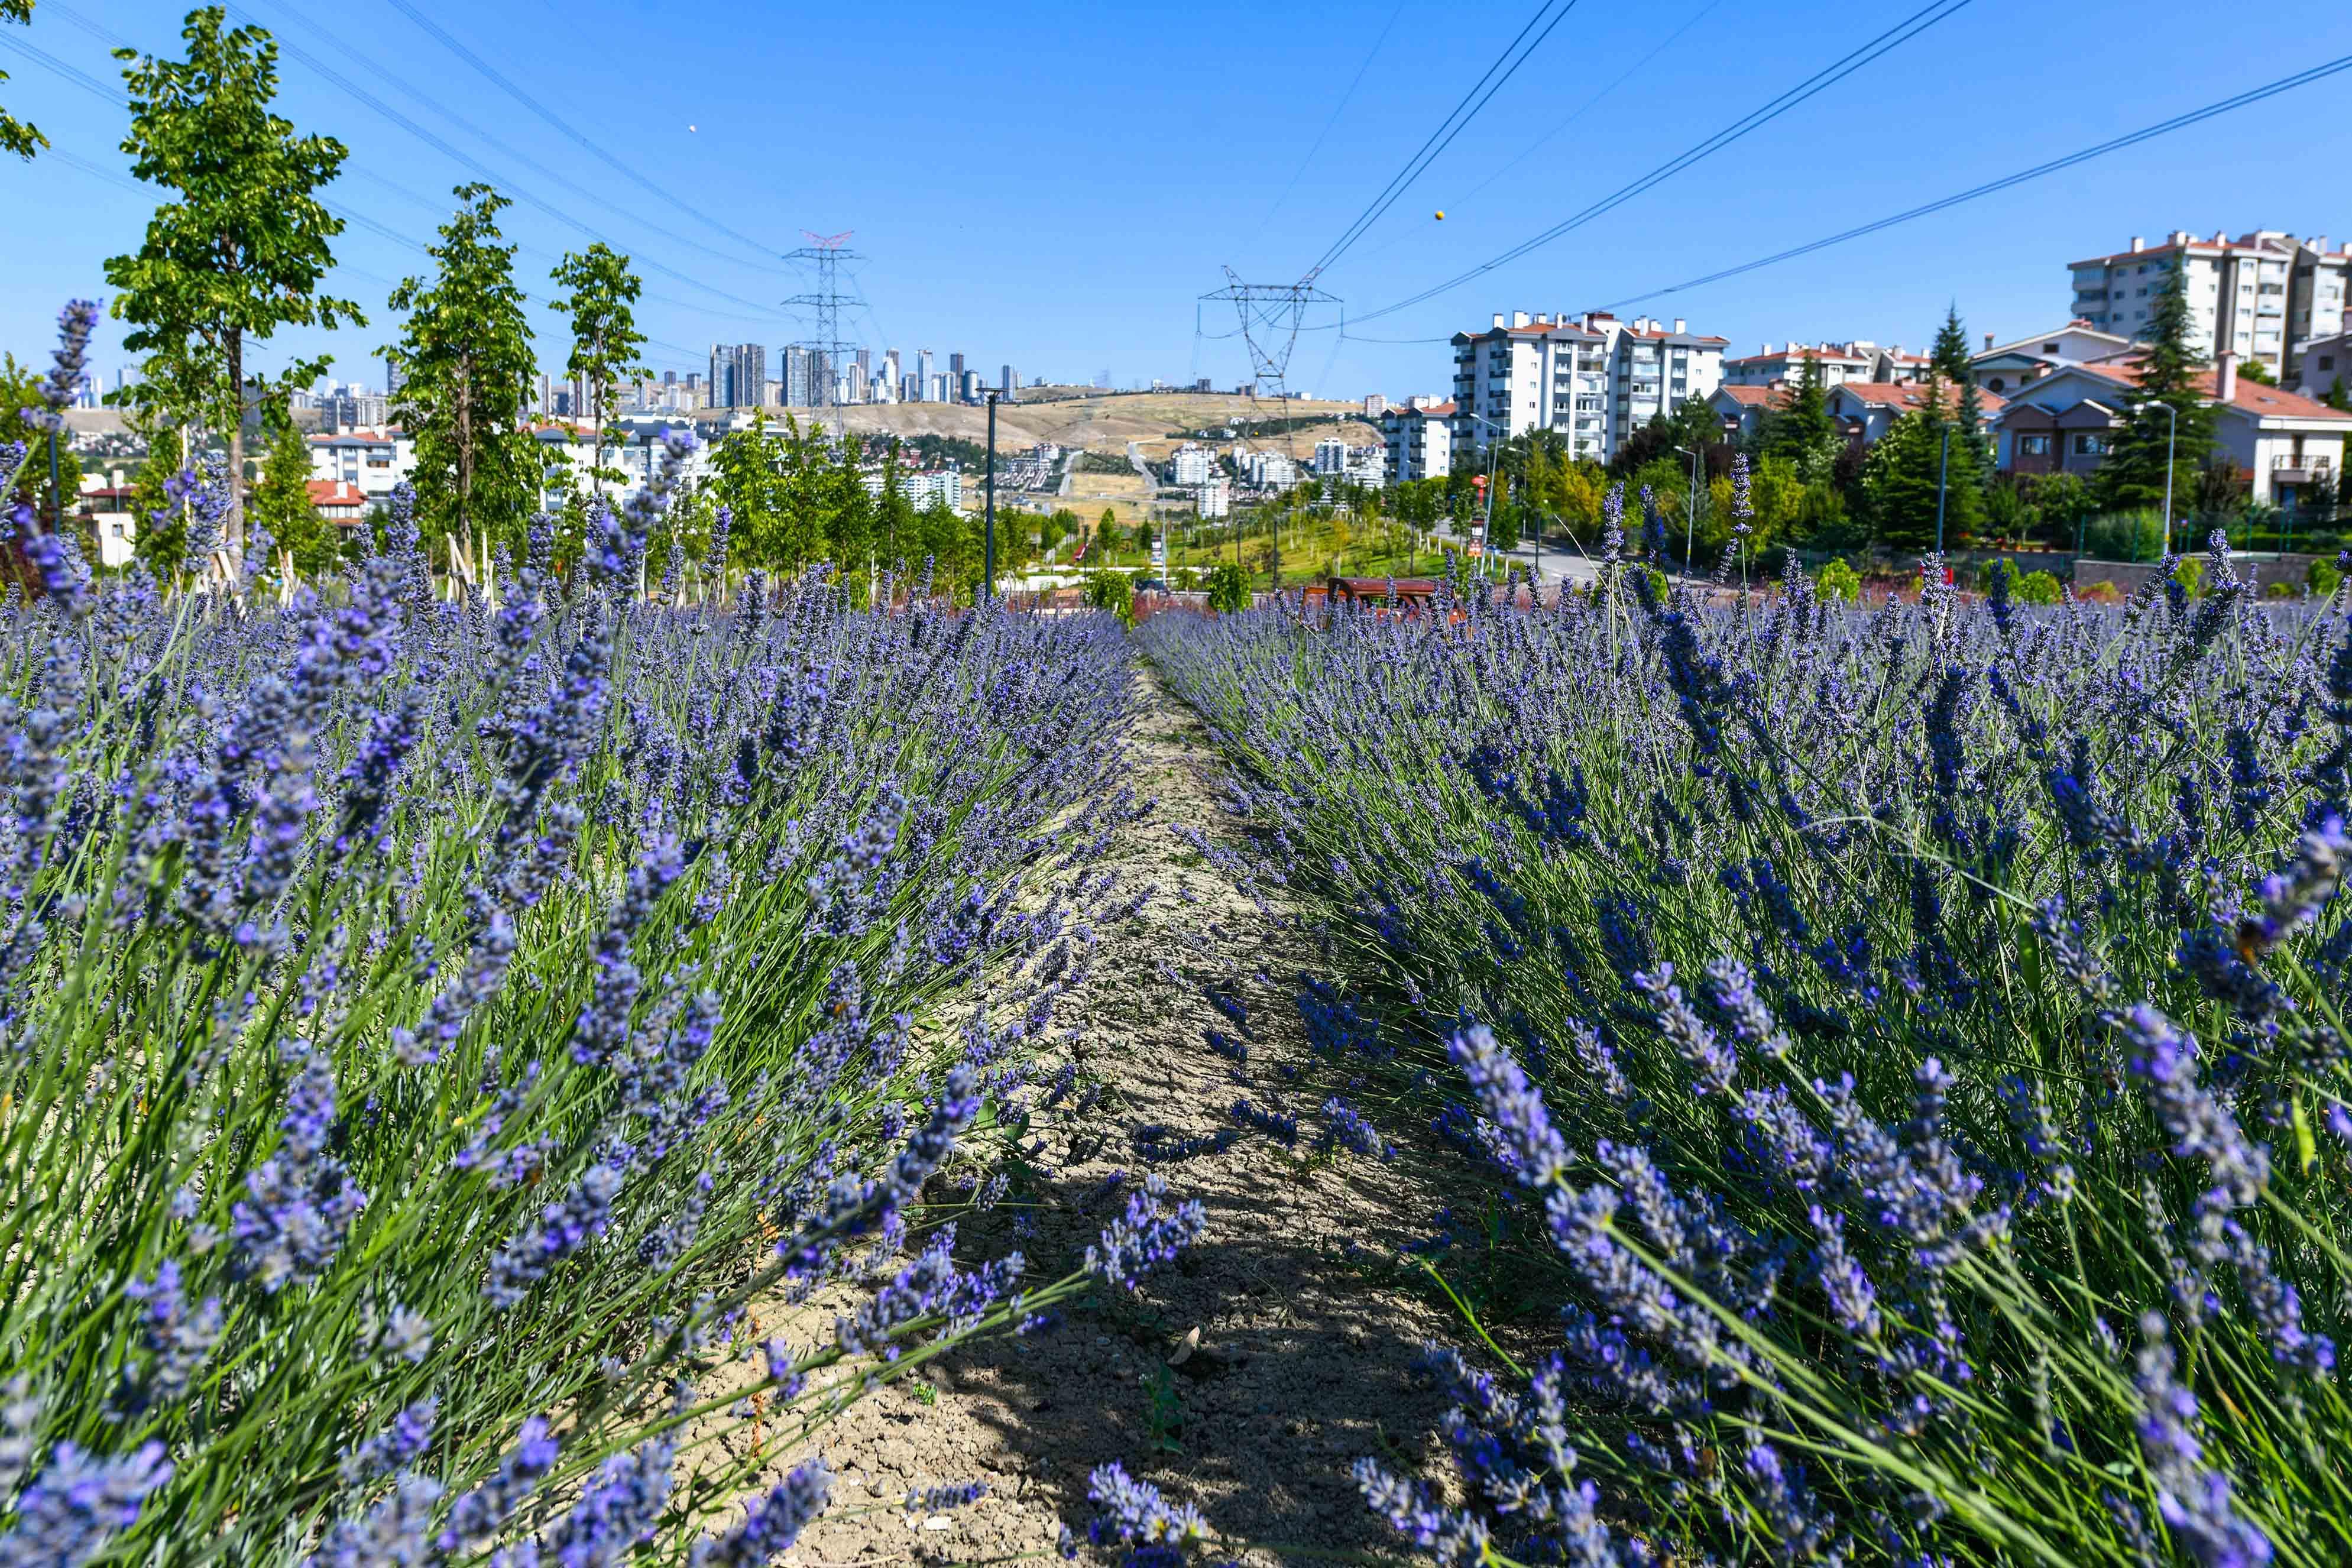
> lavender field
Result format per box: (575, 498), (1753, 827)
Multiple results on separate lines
(5, 307), (2352, 1565)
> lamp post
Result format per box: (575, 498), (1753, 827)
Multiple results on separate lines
(983, 390), (1001, 601)
(2159, 399), (2180, 559)
(1934, 424), (1951, 556)
(1674, 445), (1700, 579)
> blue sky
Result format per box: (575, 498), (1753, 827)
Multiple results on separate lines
(4, 0), (2350, 403)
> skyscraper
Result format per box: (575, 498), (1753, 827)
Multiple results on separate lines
(783, 346), (813, 407)
(707, 344), (769, 408)
(915, 349), (934, 401)
(1000, 364), (1015, 394)
(948, 352), (966, 382)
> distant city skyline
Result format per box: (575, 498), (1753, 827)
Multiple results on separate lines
(4, 0), (2350, 404)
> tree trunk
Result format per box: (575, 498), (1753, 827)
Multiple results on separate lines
(454, 373), (475, 578)
(224, 329), (245, 575)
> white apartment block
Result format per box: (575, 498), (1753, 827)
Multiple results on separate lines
(1381, 400), (1454, 481)
(1449, 310), (1728, 465)
(1311, 438), (1347, 474)
(1242, 451), (1297, 489)
(2069, 230), (2352, 378)
(1169, 444), (1216, 487)
(1197, 478), (1231, 519)
(307, 429), (413, 506)
(1721, 340), (1929, 388)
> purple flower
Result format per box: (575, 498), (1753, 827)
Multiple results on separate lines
(695, 1460), (830, 1564)
(536, 1436), (675, 1567)
(1084, 1462), (1209, 1549)
(0, 1440), (173, 1567)
(1086, 1174), (1205, 1292)
(2133, 1313), (2273, 1567)
(485, 1162), (623, 1309)
(1445, 1025), (1568, 1188)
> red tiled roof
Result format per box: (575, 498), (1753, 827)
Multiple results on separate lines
(309, 427), (402, 443)
(1723, 345), (1870, 367)
(1407, 401), (1457, 417)
(1712, 385), (1784, 407)
(2074, 362), (2352, 420)
(1833, 381), (2008, 416)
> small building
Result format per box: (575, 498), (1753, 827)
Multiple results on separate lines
(77, 484), (139, 568)
(307, 427), (413, 506)
(1708, 384), (1785, 443)
(307, 478), (370, 522)
(2289, 330), (2352, 401)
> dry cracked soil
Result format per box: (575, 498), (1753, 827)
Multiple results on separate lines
(704, 662), (1459, 1564)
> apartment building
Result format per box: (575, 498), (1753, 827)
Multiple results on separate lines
(2290, 331), (2352, 400)
(2066, 230), (2352, 378)
(1312, 438), (1347, 475)
(1448, 310), (1726, 465)
(1967, 322), (2142, 394)
(307, 428), (413, 506)
(1381, 400), (1454, 481)
(1721, 341), (1926, 388)
(1169, 444), (1216, 487)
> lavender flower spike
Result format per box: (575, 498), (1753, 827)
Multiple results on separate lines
(2133, 1313), (2274, 1568)
(1446, 1025), (1569, 1188)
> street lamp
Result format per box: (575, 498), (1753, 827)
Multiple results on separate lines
(983, 390), (1002, 601)
(1673, 445), (1701, 579)
(2159, 400), (2180, 559)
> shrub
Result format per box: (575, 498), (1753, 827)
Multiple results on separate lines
(0, 437), (1164, 1561)
(2075, 577), (2123, 601)
(1814, 557), (1861, 601)
(2309, 557), (2344, 598)
(2016, 568), (2063, 604)
(2172, 554), (2206, 598)
(1141, 585), (2352, 1566)
(1084, 568), (1135, 622)
(1204, 560), (1252, 613)
(2265, 579), (2299, 599)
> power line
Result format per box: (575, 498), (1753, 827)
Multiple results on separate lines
(377, 0), (780, 266)
(1245, 0), (1409, 246)
(1333, 54), (2352, 346)
(1589, 54), (2352, 314)
(1349, 0), (1972, 325)
(1304, 0), (1582, 283)
(44, 0), (786, 321)
(1349, 0), (1726, 265)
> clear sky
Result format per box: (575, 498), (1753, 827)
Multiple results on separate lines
(4, 0), (2350, 404)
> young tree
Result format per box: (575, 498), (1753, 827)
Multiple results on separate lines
(2, 0), (45, 158)
(248, 414), (338, 576)
(1861, 375), (1979, 552)
(386, 183), (537, 574)
(547, 242), (647, 496)
(2096, 258), (2214, 513)
(105, 7), (362, 563)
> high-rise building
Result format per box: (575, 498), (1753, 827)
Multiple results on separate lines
(1312, 438), (1346, 474)
(783, 346), (814, 407)
(1449, 310), (1726, 465)
(2068, 230), (2352, 378)
(1001, 364), (1015, 394)
(707, 344), (768, 408)
(929, 372), (948, 403)
(1381, 401), (1454, 481)
(948, 352), (966, 383)
(958, 370), (981, 403)
(385, 357), (405, 400)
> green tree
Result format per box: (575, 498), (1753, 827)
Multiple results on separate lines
(1486, 500), (1521, 554)
(1929, 302), (1972, 383)
(548, 242), (647, 496)
(2, 0), (45, 159)
(1206, 559), (1250, 612)
(0, 353), (82, 531)
(1765, 352), (1836, 476)
(386, 183), (537, 574)
(2096, 258), (2215, 513)
(105, 7), (363, 563)
(2237, 358), (2277, 386)
(129, 425), (189, 577)
(2324, 375), (2350, 413)
(248, 412), (337, 576)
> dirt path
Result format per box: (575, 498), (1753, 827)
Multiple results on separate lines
(735, 663), (1455, 1563)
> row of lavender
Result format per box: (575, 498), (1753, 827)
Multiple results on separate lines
(0, 417), (1187, 1563)
(1142, 541), (2352, 1564)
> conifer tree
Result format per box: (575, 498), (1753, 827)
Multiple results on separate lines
(2096, 259), (2215, 513)
(1767, 352), (1836, 477)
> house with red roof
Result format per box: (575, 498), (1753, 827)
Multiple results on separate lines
(1823, 381), (2007, 448)
(1990, 355), (2350, 505)
(307, 479), (370, 522)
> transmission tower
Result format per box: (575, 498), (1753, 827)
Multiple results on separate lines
(783, 230), (866, 410)
(1199, 267), (1340, 587)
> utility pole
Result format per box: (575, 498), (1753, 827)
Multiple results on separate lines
(1935, 424), (1951, 556)
(1674, 445), (1700, 579)
(983, 390), (1000, 601)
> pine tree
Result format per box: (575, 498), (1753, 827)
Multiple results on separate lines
(1766, 352), (1835, 477)
(2095, 260), (2215, 513)
(1862, 374), (1979, 551)
(1930, 303), (1972, 383)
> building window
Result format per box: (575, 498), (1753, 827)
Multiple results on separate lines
(2017, 434), (2050, 456)
(2072, 434), (2107, 456)
(2321, 354), (2337, 371)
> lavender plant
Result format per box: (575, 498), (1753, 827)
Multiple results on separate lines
(0, 329), (1174, 1560)
(1143, 550), (2352, 1566)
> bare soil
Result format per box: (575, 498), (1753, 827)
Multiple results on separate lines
(717, 663), (1455, 1563)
